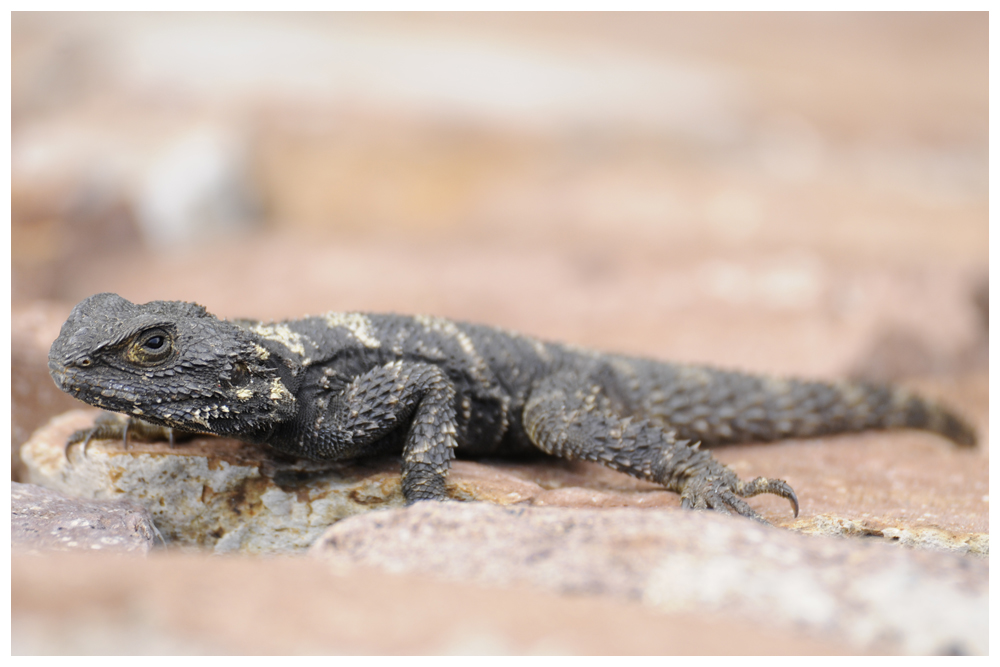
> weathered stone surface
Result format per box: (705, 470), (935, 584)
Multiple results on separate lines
(19, 410), (679, 554)
(311, 501), (988, 655)
(22, 406), (988, 558)
(714, 423), (989, 556)
(12, 551), (851, 655)
(20, 410), (409, 554)
(12, 481), (159, 554)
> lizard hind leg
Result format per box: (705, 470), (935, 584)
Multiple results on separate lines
(522, 372), (798, 521)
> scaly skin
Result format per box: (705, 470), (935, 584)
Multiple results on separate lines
(48, 293), (976, 522)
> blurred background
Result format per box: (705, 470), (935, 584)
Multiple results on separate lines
(11, 12), (988, 380)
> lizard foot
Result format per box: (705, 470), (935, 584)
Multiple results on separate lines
(66, 413), (183, 462)
(678, 461), (799, 523)
(400, 463), (451, 504)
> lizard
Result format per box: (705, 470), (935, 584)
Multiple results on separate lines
(48, 292), (977, 522)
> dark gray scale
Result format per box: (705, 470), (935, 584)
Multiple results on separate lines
(386, 316), (513, 456)
(445, 321), (565, 457)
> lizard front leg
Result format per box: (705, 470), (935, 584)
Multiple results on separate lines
(65, 413), (191, 460)
(523, 372), (798, 521)
(288, 360), (459, 504)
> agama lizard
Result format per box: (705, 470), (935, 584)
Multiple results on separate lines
(48, 293), (976, 521)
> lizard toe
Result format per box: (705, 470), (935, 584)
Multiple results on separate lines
(678, 464), (773, 523)
(679, 493), (709, 511)
(736, 476), (800, 517)
(716, 489), (769, 523)
(64, 427), (95, 462)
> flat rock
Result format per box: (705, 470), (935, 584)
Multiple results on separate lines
(18, 410), (683, 554)
(311, 501), (988, 655)
(22, 406), (988, 557)
(20, 410), (409, 554)
(11, 481), (159, 554)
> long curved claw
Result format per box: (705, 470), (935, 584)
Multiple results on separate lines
(63, 414), (193, 464)
(65, 427), (97, 462)
(736, 476), (800, 517)
(63, 413), (129, 463)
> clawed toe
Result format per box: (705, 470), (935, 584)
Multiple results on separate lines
(62, 414), (189, 463)
(736, 476), (799, 517)
(64, 427), (97, 461)
(679, 465), (798, 522)
(717, 490), (768, 522)
(63, 413), (132, 462)
(681, 484), (768, 523)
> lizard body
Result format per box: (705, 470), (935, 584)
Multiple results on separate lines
(48, 293), (976, 520)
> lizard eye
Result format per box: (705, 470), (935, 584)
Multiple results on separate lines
(144, 336), (165, 350)
(128, 328), (174, 365)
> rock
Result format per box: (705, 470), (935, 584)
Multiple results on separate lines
(790, 513), (989, 555)
(311, 501), (988, 655)
(11, 301), (79, 481)
(21, 407), (988, 557)
(847, 275), (989, 383)
(12, 551), (849, 656)
(713, 428), (989, 555)
(11, 481), (159, 554)
(19, 410), (408, 554)
(17, 410), (682, 554)
(972, 277), (987, 330)
(136, 126), (260, 248)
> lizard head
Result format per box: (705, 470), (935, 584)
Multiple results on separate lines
(49, 293), (297, 437)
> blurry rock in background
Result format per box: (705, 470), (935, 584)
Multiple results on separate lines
(848, 276), (988, 382)
(971, 276), (987, 331)
(136, 126), (260, 247)
(10, 13), (987, 380)
(11, 174), (138, 301)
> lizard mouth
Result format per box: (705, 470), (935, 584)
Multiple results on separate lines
(47, 364), (70, 390)
(47, 363), (88, 399)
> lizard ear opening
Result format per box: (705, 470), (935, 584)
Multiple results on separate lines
(223, 362), (250, 388)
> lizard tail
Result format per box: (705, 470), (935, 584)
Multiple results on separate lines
(876, 385), (977, 447)
(619, 361), (977, 448)
(754, 379), (978, 448)
(751, 379), (978, 447)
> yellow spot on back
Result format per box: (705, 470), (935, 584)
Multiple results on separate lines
(249, 323), (307, 356)
(530, 338), (550, 360)
(677, 366), (713, 386)
(415, 314), (489, 380)
(270, 378), (294, 403)
(323, 312), (381, 349)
